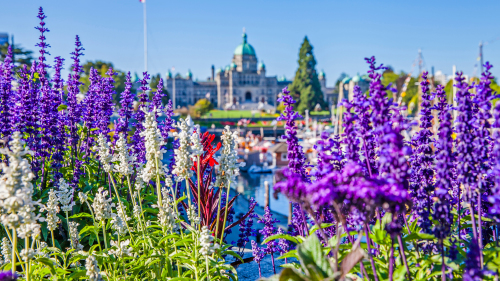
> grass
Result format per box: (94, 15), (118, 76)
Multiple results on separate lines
(202, 110), (279, 118)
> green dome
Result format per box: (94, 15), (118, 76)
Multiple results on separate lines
(230, 62), (237, 69)
(224, 65), (230, 71)
(186, 69), (192, 78)
(258, 61), (265, 69)
(341, 76), (351, 84)
(352, 73), (360, 83)
(318, 70), (325, 79)
(166, 71), (172, 79)
(233, 32), (256, 56)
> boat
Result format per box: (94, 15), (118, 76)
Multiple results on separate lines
(248, 162), (273, 174)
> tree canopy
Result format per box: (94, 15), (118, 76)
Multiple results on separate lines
(287, 37), (326, 114)
(0, 43), (34, 68)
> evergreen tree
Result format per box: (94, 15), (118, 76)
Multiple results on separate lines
(287, 37), (326, 113)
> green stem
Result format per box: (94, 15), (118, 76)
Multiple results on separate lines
(206, 256), (209, 281)
(25, 237), (30, 281)
(85, 201), (102, 251)
(65, 212), (72, 249)
(102, 221), (108, 249)
(220, 179), (232, 244)
(11, 229), (16, 276)
(155, 155), (163, 208)
(51, 230), (56, 248)
(109, 173), (135, 242)
(196, 155), (201, 231)
(126, 175), (136, 204)
(2, 226), (24, 272)
(213, 183), (224, 258)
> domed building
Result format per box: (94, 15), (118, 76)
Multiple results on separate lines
(165, 30), (331, 110)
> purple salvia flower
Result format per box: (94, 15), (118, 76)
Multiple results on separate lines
(151, 78), (164, 113)
(340, 86), (360, 163)
(66, 36), (84, 153)
(472, 62), (495, 216)
(312, 132), (343, 179)
(432, 85), (454, 239)
(488, 79), (500, 222)
(115, 72), (134, 136)
(50, 56), (65, 182)
(96, 67), (116, 136)
(409, 71), (435, 233)
(251, 240), (264, 277)
(131, 72), (151, 162)
(366, 56), (394, 135)
(258, 206), (279, 274)
(455, 72), (478, 198)
(352, 84), (378, 176)
(35, 7), (50, 82)
(275, 86), (309, 236)
(277, 86), (309, 181)
(0, 45), (13, 137)
(0, 271), (17, 281)
(463, 239), (493, 281)
(276, 227), (290, 258)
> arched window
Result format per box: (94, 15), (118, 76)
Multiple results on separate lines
(245, 92), (252, 102)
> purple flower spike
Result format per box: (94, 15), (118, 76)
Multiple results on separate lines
(0, 271), (17, 281)
(0, 45), (14, 137)
(432, 85), (454, 239)
(131, 72), (151, 162)
(409, 71), (435, 233)
(115, 72), (134, 137)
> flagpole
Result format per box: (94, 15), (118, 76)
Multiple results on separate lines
(143, 0), (148, 72)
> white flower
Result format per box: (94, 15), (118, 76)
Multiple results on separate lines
(133, 204), (141, 220)
(95, 134), (113, 173)
(199, 226), (214, 256)
(68, 221), (83, 251)
(172, 117), (194, 180)
(40, 189), (60, 231)
(187, 206), (200, 227)
(17, 221), (41, 240)
(20, 248), (35, 261)
(56, 178), (75, 213)
(110, 208), (130, 236)
(1, 237), (11, 264)
(78, 192), (88, 204)
(85, 255), (103, 281)
(190, 125), (203, 158)
(109, 240), (133, 258)
(92, 188), (114, 222)
(139, 108), (166, 183)
(113, 133), (136, 176)
(157, 193), (178, 233)
(0, 132), (35, 229)
(215, 126), (243, 187)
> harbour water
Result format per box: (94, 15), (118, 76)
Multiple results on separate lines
(234, 171), (290, 217)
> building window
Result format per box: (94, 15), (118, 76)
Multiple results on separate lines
(281, 153), (288, 161)
(245, 92), (252, 102)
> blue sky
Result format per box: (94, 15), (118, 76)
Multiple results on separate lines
(1, 0), (499, 87)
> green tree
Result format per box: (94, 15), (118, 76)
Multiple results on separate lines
(189, 98), (214, 118)
(0, 43), (34, 68)
(79, 61), (128, 105)
(287, 37), (326, 114)
(149, 73), (170, 106)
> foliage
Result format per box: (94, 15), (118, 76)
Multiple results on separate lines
(190, 99), (214, 118)
(0, 43), (34, 67)
(287, 37), (326, 114)
(80, 60), (128, 104)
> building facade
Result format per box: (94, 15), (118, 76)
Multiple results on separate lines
(165, 31), (333, 110)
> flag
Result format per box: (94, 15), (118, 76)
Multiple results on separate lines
(139, 0), (145, 3)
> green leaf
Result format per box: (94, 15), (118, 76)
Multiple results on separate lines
(263, 234), (300, 245)
(222, 250), (244, 263)
(276, 267), (307, 281)
(57, 104), (68, 111)
(296, 233), (332, 278)
(405, 232), (435, 241)
(69, 212), (92, 219)
(68, 270), (87, 280)
(277, 250), (298, 260)
(308, 223), (335, 236)
(35, 257), (56, 274)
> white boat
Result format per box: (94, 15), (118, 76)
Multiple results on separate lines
(248, 162), (273, 174)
